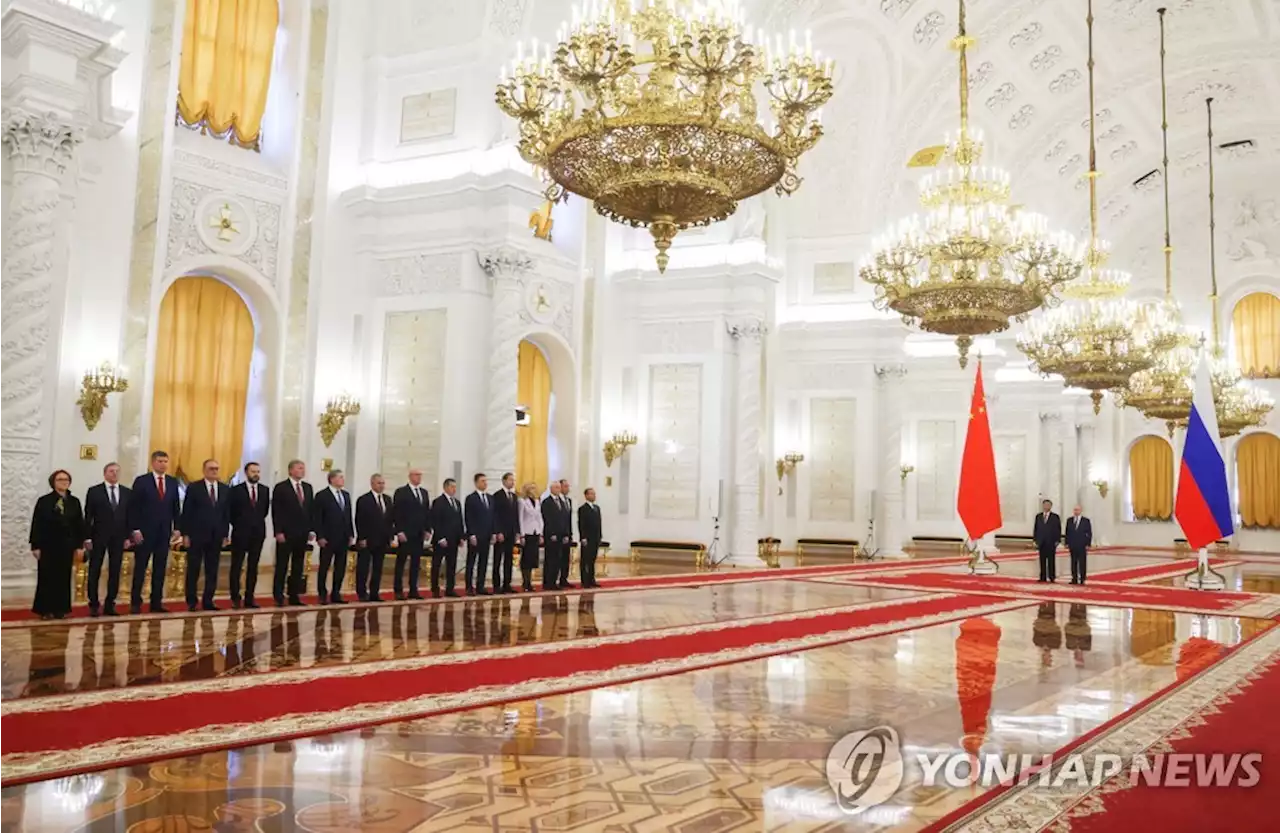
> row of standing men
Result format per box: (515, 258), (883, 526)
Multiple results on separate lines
(31, 450), (604, 618)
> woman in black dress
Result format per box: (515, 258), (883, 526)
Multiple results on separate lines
(29, 469), (85, 619)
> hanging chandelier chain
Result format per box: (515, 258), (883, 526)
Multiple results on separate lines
(1206, 95), (1221, 353)
(1158, 7), (1174, 299)
(1085, 0), (1100, 261)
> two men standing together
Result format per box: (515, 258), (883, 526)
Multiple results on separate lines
(1034, 499), (1092, 585)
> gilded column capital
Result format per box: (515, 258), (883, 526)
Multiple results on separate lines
(874, 363), (908, 382)
(2, 112), (80, 177)
(726, 317), (767, 342)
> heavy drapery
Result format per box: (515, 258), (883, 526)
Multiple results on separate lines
(1237, 432), (1280, 529)
(1129, 435), (1173, 521)
(515, 340), (551, 492)
(150, 277), (255, 481)
(177, 0), (279, 150)
(1232, 292), (1280, 379)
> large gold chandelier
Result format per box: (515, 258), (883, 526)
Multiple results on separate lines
(1201, 96), (1273, 438)
(1117, 7), (1199, 434)
(860, 0), (1082, 368)
(494, 0), (834, 272)
(1019, 0), (1158, 414)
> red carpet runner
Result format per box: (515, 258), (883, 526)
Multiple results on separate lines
(1, 592), (1026, 784)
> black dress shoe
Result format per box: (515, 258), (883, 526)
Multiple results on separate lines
(560, 582), (576, 590)
(188, 605), (198, 613)
(370, 594), (385, 602)
(289, 597), (306, 606)
(408, 593), (425, 601)
(89, 607), (101, 618)
(357, 595), (369, 603)
(431, 590), (441, 599)
(201, 604), (220, 612)
(465, 585), (475, 596)
(231, 599), (242, 609)
(331, 597), (348, 604)
(151, 605), (170, 614)
(395, 593), (406, 601)
(130, 605), (142, 615)
(444, 590), (459, 598)
(244, 601), (261, 609)
(479, 588), (493, 596)
(522, 584), (533, 593)
(104, 607), (120, 617)
(275, 598), (288, 607)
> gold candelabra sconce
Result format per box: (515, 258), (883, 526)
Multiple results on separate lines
(776, 452), (804, 493)
(900, 464), (916, 484)
(1092, 479), (1109, 499)
(318, 393), (361, 447)
(603, 430), (637, 467)
(77, 362), (128, 431)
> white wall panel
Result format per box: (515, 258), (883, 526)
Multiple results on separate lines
(993, 433), (1027, 528)
(917, 419), (957, 521)
(646, 363), (703, 520)
(378, 310), (446, 479)
(809, 397), (858, 521)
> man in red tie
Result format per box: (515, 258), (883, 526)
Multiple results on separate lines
(271, 459), (315, 605)
(180, 458), (231, 611)
(127, 450), (182, 614)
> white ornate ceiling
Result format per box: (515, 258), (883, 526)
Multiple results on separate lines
(366, 0), (1280, 291)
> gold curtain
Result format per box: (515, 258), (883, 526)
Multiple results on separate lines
(1130, 435), (1173, 521)
(1238, 432), (1280, 529)
(177, 0), (279, 150)
(1232, 292), (1280, 379)
(150, 277), (255, 481)
(516, 340), (552, 492)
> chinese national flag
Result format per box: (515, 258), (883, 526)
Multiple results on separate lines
(957, 360), (1002, 539)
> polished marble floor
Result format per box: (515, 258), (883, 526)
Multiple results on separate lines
(2, 581), (921, 700)
(2, 601), (1268, 832)
(3, 549), (1275, 832)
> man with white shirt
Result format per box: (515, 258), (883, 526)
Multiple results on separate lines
(180, 458), (231, 611)
(491, 472), (520, 594)
(127, 450), (182, 614)
(392, 469), (432, 600)
(271, 459), (315, 606)
(82, 462), (133, 616)
(313, 469), (355, 604)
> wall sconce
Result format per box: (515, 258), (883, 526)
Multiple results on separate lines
(77, 362), (128, 431)
(775, 452), (804, 480)
(603, 430), (637, 467)
(318, 393), (361, 447)
(900, 464), (916, 484)
(1092, 479), (1109, 499)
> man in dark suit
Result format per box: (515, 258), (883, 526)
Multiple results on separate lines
(1065, 505), (1093, 586)
(82, 461), (132, 616)
(355, 473), (395, 601)
(577, 487), (603, 589)
(180, 458), (232, 611)
(491, 472), (520, 594)
(556, 479), (575, 589)
(429, 478), (464, 598)
(271, 459), (315, 606)
(228, 461), (270, 608)
(128, 450), (183, 614)
(1033, 498), (1063, 583)
(392, 469), (431, 600)
(541, 481), (567, 591)
(313, 469), (355, 604)
(464, 473), (495, 595)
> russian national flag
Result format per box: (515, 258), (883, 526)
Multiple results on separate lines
(1174, 353), (1235, 550)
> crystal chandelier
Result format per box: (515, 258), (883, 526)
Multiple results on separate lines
(860, 0), (1082, 368)
(1116, 8), (1199, 434)
(1018, 0), (1158, 414)
(494, 0), (834, 272)
(1201, 96), (1273, 438)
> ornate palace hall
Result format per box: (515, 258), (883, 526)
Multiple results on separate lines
(3, 547), (1280, 830)
(3, 0), (1279, 829)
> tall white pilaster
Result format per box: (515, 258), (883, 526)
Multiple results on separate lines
(479, 248), (533, 482)
(1, 114), (79, 578)
(727, 318), (766, 562)
(874, 364), (907, 556)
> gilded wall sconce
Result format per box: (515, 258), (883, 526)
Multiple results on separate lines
(77, 362), (128, 431)
(603, 430), (637, 467)
(775, 451), (805, 481)
(1092, 479), (1109, 498)
(900, 464), (916, 484)
(318, 393), (361, 447)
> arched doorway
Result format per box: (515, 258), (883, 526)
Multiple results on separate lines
(516, 339), (552, 491)
(149, 276), (255, 481)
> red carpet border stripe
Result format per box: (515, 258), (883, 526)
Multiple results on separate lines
(0, 593), (1031, 784)
(0, 553), (1037, 628)
(928, 624), (1280, 832)
(1082, 557), (1238, 583)
(838, 571), (1280, 618)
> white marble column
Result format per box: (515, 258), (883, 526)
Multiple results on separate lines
(727, 318), (766, 562)
(874, 364), (907, 556)
(1, 113), (80, 580)
(1078, 423), (1099, 542)
(479, 248), (533, 482)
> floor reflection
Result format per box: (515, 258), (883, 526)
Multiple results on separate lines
(2, 581), (920, 701)
(3, 602), (1268, 832)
